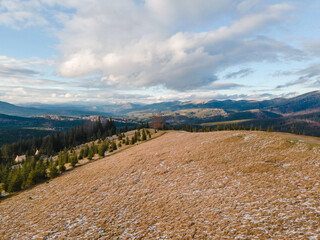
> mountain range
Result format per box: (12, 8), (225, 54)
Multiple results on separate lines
(1, 90), (320, 117)
(0, 90), (320, 143)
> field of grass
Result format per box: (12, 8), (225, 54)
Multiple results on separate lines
(201, 119), (253, 126)
(1, 131), (320, 239)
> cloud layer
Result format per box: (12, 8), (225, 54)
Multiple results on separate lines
(50, 0), (302, 91)
(0, 0), (319, 104)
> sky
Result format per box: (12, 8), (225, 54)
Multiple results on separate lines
(0, 0), (320, 105)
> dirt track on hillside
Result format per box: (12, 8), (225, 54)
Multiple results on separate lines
(1, 131), (320, 239)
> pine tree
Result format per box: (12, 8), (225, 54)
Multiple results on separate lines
(267, 126), (274, 132)
(83, 145), (89, 157)
(87, 149), (94, 160)
(70, 153), (78, 168)
(59, 164), (66, 173)
(111, 141), (117, 151)
(48, 164), (59, 179)
(7, 169), (23, 193)
(98, 141), (107, 157)
(142, 129), (147, 141)
(79, 148), (84, 160)
(131, 136), (135, 145)
(118, 134), (123, 141)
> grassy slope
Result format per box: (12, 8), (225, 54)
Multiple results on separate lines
(1, 131), (320, 239)
(201, 119), (253, 126)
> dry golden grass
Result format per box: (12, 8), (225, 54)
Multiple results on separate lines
(1, 131), (320, 239)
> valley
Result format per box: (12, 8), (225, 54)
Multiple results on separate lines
(2, 91), (320, 147)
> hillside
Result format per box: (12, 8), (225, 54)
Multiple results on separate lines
(125, 91), (320, 136)
(1, 131), (320, 239)
(2, 91), (320, 118)
(0, 101), (112, 117)
(266, 91), (320, 114)
(0, 114), (85, 146)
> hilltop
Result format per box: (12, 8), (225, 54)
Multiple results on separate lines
(1, 131), (319, 239)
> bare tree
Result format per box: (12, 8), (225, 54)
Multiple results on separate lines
(151, 114), (165, 129)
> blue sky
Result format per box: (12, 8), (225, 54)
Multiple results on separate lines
(0, 0), (319, 105)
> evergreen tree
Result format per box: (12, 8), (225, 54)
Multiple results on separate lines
(118, 134), (123, 141)
(87, 148), (94, 160)
(70, 153), (78, 168)
(59, 163), (66, 173)
(48, 164), (59, 179)
(142, 129), (147, 141)
(98, 141), (107, 157)
(79, 148), (84, 160)
(83, 145), (89, 157)
(111, 141), (117, 151)
(6, 169), (23, 193)
(267, 126), (274, 132)
(131, 136), (135, 145)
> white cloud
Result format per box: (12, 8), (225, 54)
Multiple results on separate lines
(276, 63), (320, 89)
(0, 0), (48, 28)
(0, 55), (60, 87)
(303, 41), (320, 56)
(0, 0), (313, 104)
(51, 1), (300, 91)
(224, 68), (253, 79)
(0, 56), (53, 67)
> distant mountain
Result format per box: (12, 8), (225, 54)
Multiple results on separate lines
(115, 91), (320, 115)
(120, 91), (320, 116)
(0, 101), (46, 117)
(266, 91), (320, 114)
(1, 90), (319, 118)
(0, 101), (113, 117)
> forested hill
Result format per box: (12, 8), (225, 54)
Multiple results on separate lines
(0, 118), (122, 164)
(0, 117), (149, 197)
(0, 114), (84, 146)
(0, 101), (112, 117)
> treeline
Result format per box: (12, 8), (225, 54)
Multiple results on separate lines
(182, 123), (286, 133)
(0, 118), (119, 165)
(0, 127), (154, 195)
(0, 118), (119, 195)
(173, 112), (320, 137)
(0, 113), (85, 146)
(0, 156), (49, 193)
